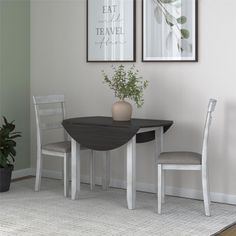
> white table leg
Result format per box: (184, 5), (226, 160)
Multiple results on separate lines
(154, 129), (159, 195)
(90, 150), (95, 190)
(102, 151), (110, 190)
(71, 138), (80, 200)
(156, 127), (163, 157)
(127, 135), (136, 210)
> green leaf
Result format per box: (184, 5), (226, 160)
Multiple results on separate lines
(177, 43), (184, 52)
(166, 18), (174, 27)
(3, 116), (8, 125)
(7, 140), (16, 147)
(9, 134), (21, 139)
(9, 154), (15, 163)
(181, 29), (190, 39)
(177, 16), (187, 24)
(154, 5), (162, 24)
(10, 148), (16, 156)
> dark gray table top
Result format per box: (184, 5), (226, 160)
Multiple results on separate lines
(62, 116), (173, 151)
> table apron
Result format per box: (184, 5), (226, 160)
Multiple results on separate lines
(137, 127), (161, 133)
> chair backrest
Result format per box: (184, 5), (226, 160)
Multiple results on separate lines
(33, 95), (67, 148)
(201, 99), (217, 167)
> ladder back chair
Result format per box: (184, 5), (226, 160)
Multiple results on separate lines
(157, 99), (217, 216)
(33, 95), (95, 197)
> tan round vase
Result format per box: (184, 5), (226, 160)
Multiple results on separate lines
(112, 100), (132, 121)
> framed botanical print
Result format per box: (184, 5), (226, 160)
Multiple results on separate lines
(87, 0), (136, 62)
(142, 0), (198, 62)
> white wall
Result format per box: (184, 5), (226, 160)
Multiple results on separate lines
(30, 0), (236, 201)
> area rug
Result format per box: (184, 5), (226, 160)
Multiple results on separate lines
(0, 178), (235, 236)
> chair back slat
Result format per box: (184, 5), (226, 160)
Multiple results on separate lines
(38, 107), (63, 117)
(33, 95), (64, 105)
(201, 99), (217, 166)
(40, 122), (63, 130)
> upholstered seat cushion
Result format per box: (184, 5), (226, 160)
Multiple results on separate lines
(42, 141), (87, 153)
(158, 152), (202, 165)
(42, 141), (71, 153)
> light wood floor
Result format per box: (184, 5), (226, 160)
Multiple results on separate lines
(216, 223), (236, 236)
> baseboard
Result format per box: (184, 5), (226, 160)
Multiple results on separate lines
(12, 168), (61, 180)
(14, 168), (236, 205)
(12, 168), (34, 180)
(164, 186), (236, 205)
(42, 169), (63, 179)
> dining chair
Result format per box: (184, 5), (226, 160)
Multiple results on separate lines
(33, 95), (95, 197)
(157, 99), (217, 216)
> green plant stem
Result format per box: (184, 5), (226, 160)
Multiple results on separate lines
(155, 0), (181, 31)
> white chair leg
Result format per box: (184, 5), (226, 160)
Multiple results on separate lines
(102, 151), (110, 190)
(157, 164), (162, 214)
(161, 170), (165, 203)
(202, 167), (211, 216)
(64, 153), (69, 197)
(106, 151), (110, 187)
(90, 150), (95, 190)
(61, 159), (64, 180)
(35, 150), (42, 192)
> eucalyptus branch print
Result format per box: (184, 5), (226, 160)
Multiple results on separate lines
(153, 0), (192, 54)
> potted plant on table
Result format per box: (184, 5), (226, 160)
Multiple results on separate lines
(102, 65), (148, 121)
(0, 117), (21, 192)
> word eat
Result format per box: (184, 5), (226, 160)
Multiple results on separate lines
(102, 5), (117, 14)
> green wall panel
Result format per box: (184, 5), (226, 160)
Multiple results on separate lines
(0, 0), (30, 170)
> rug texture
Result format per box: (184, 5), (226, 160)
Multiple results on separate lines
(0, 178), (235, 236)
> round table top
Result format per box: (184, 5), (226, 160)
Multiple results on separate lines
(62, 116), (173, 151)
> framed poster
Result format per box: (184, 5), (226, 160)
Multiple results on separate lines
(87, 0), (136, 62)
(142, 0), (198, 62)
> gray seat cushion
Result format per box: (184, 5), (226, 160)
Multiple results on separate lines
(158, 152), (202, 165)
(42, 141), (71, 153)
(42, 141), (87, 153)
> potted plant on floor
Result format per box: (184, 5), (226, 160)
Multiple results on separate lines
(102, 65), (148, 121)
(0, 117), (21, 192)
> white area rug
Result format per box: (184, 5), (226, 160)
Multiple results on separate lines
(0, 178), (235, 236)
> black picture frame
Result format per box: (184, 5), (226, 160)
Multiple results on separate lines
(87, 0), (136, 62)
(142, 0), (198, 62)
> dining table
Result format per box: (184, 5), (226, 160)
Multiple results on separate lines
(62, 116), (173, 210)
